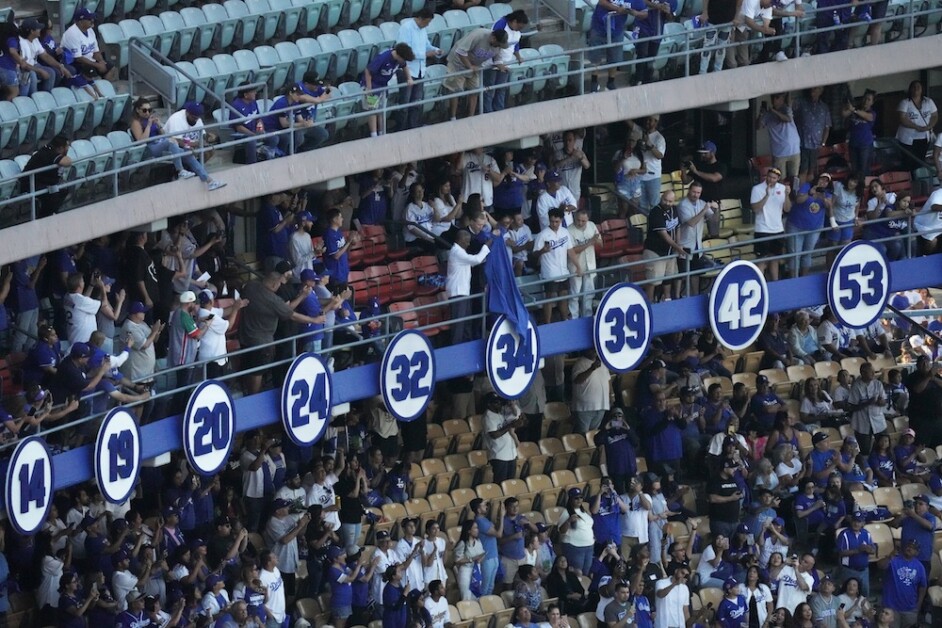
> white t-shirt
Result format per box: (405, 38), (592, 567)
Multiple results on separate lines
(775, 565), (813, 613)
(751, 181), (788, 233)
(430, 197), (457, 236)
(405, 202), (435, 242)
(737, 0), (773, 31)
(425, 595), (452, 628)
(482, 409), (517, 462)
(38, 556), (64, 608)
(240, 449), (265, 499)
(112, 569), (138, 612)
(896, 97), (938, 144)
(571, 357), (611, 412)
(61, 23), (99, 60)
(397, 537), (426, 591)
(19, 37), (45, 66)
(64, 292), (101, 345)
(508, 225), (533, 262)
(423, 536), (448, 585)
(914, 187), (942, 239)
(536, 187), (578, 231)
(163, 109), (206, 145)
(641, 131), (666, 181)
(461, 152), (497, 207)
(696, 544), (720, 583)
(371, 547), (401, 604)
(259, 567), (286, 622)
(621, 493), (649, 542)
(196, 306), (228, 364)
(775, 458), (803, 492)
(654, 578), (689, 628)
(533, 226), (573, 281)
(559, 508), (595, 547)
(745, 583), (774, 626)
(568, 221), (599, 272)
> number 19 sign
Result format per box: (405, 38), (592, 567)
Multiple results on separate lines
(827, 241), (890, 329)
(183, 381), (236, 476)
(486, 315), (541, 399)
(709, 260), (769, 351)
(594, 283), (652, 373)
(94, 408), (141, 505)
(282, 353), (333, 446)
(4, 436), (54, 534)
(381, 330), (436, 422)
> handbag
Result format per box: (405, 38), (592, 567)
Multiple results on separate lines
(469, 561), (483, 597)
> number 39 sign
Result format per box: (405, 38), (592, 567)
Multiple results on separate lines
(827, 241), (890, 329)
(4, 436), (54, 535)
(709, 260), (769, 351)
(381, 330), (436, 422)
(183, 381), (236, 476)
(594, 283), (652, 373)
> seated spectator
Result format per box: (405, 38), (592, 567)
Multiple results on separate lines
(773, 443), (804, 494)
(512, 565), (545, 621)
(60, 9), (113, 83)
(788, 311), (823, 365)
(17, 18), (66, 95)
(545, 555), (588, 615)
(229, 83), (280, 164)
(748, 375), (786, 434)
(800, 377), (839, 426)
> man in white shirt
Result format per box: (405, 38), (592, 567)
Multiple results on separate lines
(162, 102), (226, 190)
(567, 209), (601, 319)
(638, 116), (667, 214)
(446, 230), (490, 344)
(395, 8), (441, 130)
(371, 531), (401, 616)
(729, 0), (775, 68)
(259, 551), (286, 625)
(654, 565), (691, 628)
(775, 553), (814, 613)
(423, 579), (453, 628)
(554, 130), (591, 206)
(240, 431), (275, 531)
(750, 166), (791, 281)
(60, 8), (112, 79)
(533, 208), (580, 326)
(305, 462), (341, 530)
(288, 211), (318, 279)
(482, 392), (524, 483)
(535, 171), (578, 230)
(112, 550), (153, 612)
(63, 272), (103, 346)
(848, 362), (886, 454)
(19, 17), (70, 94)
(676, 181), (717, 295)
(571, 349), (612, 432)
(913, 186), (942, 256)
(460, 147), (499, 209)
(196, 290), (246, 379)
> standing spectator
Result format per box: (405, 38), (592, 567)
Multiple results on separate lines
(878, 539), (927, 628)
(258, 550), (287, 628)
(361, 43), (414, 137)
(698, 0), (738, 74)
(558, 489), (595, 576)
(676, 181), (717, 292)
(123, 232), (158, 318)
(848, 361), (886, 454)
(634, 0), (675, 85)
(794, 87), (833, 183)
(682, 141), (726, 237)
(905, 356), (942, 447)
(587, 0), (647, 92)
(637, 117), (666, 214)
(603, 580), (632, 626)
(120, 302), (163, 383)
(167, 291), (207, 392)
(404, 182), (438, 253)
(63, 271), (103, 346)
(446, 230), (490, 344)
(826, 175), (861, 261)
(10, 254), (44, 351)
(22, 135), (73, 217)
(553, 130), (590, 207)
(716, 578), (748, 628)
(60, 9), (112, 81)
(843, 90), (877, 175)
(642, 191), (685, 302)
(895, 80), (937, 172)
(335, 456), (368, 552)
(641, 392), (685, 476)
(728, 0), (775, 69)
(228, 83), (278, 164)
(483, 10), (528, 114)
(837, 512), (874, 596)
(750, 167), (790, 281)
(296, 270), (336, 355)
(470, 499), (502, 597)
(395, 8), (441, 131)
(535, 171), (578, 230)
(913, 184), (942, 256)
(707, 459), (743, 540)
(596, 409), (639, 493)
(786, 179), (832, 278)
(444, 28), (508, 120)
(264, 500), (310, 596)
(758, 94), (801, 188)
(814, 0), (851, 53)
(654, 565), (691, 628)
(162, 102), (227, 191)
(460, 147), (500, 211)
(775, 553), (815, 614)
(533, 207), (580, 324)
(809, 575), (840, 628)
(323, 208), (359, 285)
(571, 349), (612, 432)
(567, 209), (601, 318)
(288, 211), (317, 279)
(482, 393), (522, 483)
(895, 494), (936, 577)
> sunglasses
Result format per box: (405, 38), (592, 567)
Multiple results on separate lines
(140, 108), (152, 113)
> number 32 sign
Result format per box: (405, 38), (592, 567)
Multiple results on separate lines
(381, 330), (436, 422)
(827, 241), (890, 329)
(709, 260), (769, 351)
(183, 381), (236, 476)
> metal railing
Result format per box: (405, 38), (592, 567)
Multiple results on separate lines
(2, 216), (937, 452)
(0, 0), (939, 225)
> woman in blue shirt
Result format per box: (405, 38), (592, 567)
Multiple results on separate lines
(382, 563), (409, 628)
(327, 545), (355, 626)
(868, 433), (897, 486)
(843, 89), (877, 176)
(786, 177), (833, 278)
(716, 578), (749, 628)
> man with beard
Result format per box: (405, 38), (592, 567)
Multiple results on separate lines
(289, 211), (318, 279)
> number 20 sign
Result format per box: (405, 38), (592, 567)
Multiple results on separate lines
(94, 408), (141, 504)
(709, 260), (769, 351)
(486, 315), (541, 399)
(381, 330), (436, 422)
(183, 381), (236, 476)
(827, 241), (890, 329)
(4, 436), (54, 534)
(282, 353), (333, 446)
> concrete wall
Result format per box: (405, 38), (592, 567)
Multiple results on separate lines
(3, 37), (941, 265)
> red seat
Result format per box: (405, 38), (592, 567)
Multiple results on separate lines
(389, 301), (419, 329)
(415, 295), (449, 337)
(618, 254), (646, 283)
(0, 355), (24, 397)
(348, 270), (370, 308)
(597, 218), (629, 262)
(360, 229), (388, 266)
(362, 223), (410, 261)
(818, 142), (850, 180)
(347, 233), (371, 269)
(364, 265), (394, 305)
(413, 256), (442, 296)
(389, 261), (418, 300)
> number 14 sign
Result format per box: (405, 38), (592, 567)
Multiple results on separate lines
(709, 260), (769, 351)
(4, 436), (54, 534)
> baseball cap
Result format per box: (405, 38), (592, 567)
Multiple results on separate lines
(546, 170), (562, 182)
(902, 428), (916, 438)
(129, 301), (150, 314)
(843, 436), (858, 445)
(126, 589), (145, 603)
(75, 8), (96, 20)
(851, 511), (867, 522)
(271, 498), (291, 511)
(698, 140), (717, 154)
(681, 386), (698, 397)
(598, 575), (613, 587)
(179, 291), (197, 304)
(536, 522), (549, 533)
(111, 550), (129, 565)
(568, 487), (583, 499)
(652, 359), (667, 369)
(772, 517), (785, 526)
(913, 494), (931, 504)
(184, 101), (204, 116)
(723, 577), (739, 591)
(818, 172), (833, 181)
(376, 530), (390, 541)
(189, 538), (207, 549)
(275, 260), (293, 274)
(722, 458), (738, 469)
(346, 545), (362, 558)
(198, 289), (215, 304)
(735, 523), (750, 535)
(163, 505), (179, 518)
(205, 574), (224, 589)
(798, 182), (812, 195)
(812, 432), (829, 445)
(70, 342), (91, 358)
(22, 17), (42, 30)
(300, 269), (319, 283)
(535, 161), (548, 171)
(484, 392), (502, 405)
(408, 589), (424, 602)
(297, 211), (314, 223)
(327, 545), (345, 560)
(215, 515), (232, 527)
(756, 374), (769, 385)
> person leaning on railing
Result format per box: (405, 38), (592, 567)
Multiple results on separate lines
(21, 135), (73, 218)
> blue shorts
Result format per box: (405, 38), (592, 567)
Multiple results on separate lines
(331, 605), (352, 619)
(826, 220), (855, 242)
(587, 30), (625, 66)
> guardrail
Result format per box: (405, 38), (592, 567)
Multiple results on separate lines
(0, 0), (938, 225)
(2, 217), (937, 453)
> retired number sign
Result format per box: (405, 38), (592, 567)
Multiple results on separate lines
(381, 330), (436, 422)
(594, 283), (652, 373)
(709, 260), (769, 351)
(5, 436), (54, 534)
(183, 381), (236, 475)
(95, 407), (141, 504)
(282, 353), (333, 446)
(827, 240), (891, 329)
(486, 315), (541, 399)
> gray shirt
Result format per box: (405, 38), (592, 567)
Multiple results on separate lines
(604, 599), (631, 623)
(264, 514), (299, 573)
(677, 197), (708, 252)
(239, 280), (295, 347)
(120, 319), (156, 380)
(448, 28), (502, 67)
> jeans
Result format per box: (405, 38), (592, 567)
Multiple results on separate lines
(451, 296), (472, 344)
(482, 68), (510, 113)
(0, 68), (17, 87)
(490, 458), (516, 484)
(20, 64), (57, 96)
(568, 271), (596, 319)
(339, 522), (362, 552)
(302, 338), (323, 354)
(233, 132), (279, 164)
(786, 222), (821, 276)
(281, 125), (329, 154)
(148, 138), (209, 181)
(481, 556), (499, 596)
(562, 543), (594, 575)
(639, 178), (661, 214)
(850, 143), (874, 176)
(699, 24), (732, 74)
(395, 68), (425, 130)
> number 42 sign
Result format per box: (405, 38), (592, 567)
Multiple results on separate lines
(709, 260), (769, 351)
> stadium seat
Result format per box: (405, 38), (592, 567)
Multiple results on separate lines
(13, 97), (51, 151)
(97, 21), (133, 70)
(224, 0), (260, 49)
(319, 0), (345, 30)
(317, 34), (349, 81)
(160, 11), (196, 59)
(180, 7), (216, 56)
(245, 0), (286, 42)
(786, 364), (817, 384)
(65, 138), (97, 181)
(202, 3), (238, 51)
(840, 357), (867, 377)
(475, 483), (502, 500)
(864, 522), (894, 561)
(379, 21), (401, 47)
(490, 3), (513, 20)
(52, 88), (92, 138)
(140, 15), (174, 59)
(234, 49), (275, 89)
(253, 45), (289, 91)
(873, 487), (903, 515)
(426, 14), (452, 52)
(467, 5), (492, 28)
(0, 159), (20, 199)
(389, 301), (419, 329)
(291, 0), (323, 36)
(389, 261), (418, 300)
(31, 92), (67, 138)
(814, 361), (842, 380)
(95, 80), (131, 130)
(443, 9), (473, 40)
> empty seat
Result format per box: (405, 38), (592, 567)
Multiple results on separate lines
(161, 11), (197, 58)
(202, 3), (239, 50)
(224, 0), (260, 48)
(181, 7), (216, 56)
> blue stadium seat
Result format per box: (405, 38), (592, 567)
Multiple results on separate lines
(224, 0), (260, 49)
(97, 0), (118, 19)
(0, 160), (20, 199)
(233, 49), (275, 90)
(519, 47), (549, 95)
(31, 91), (69, 137)
(97, 22), (129, 69)
(340, 0), (364, 28)
(254, 45), (288, 91)
(338, 29), (372, 77)
(66, 139), (97, 181)
(268, 0), (302, 38)
(489, 3), (513, 21)
(293, 0), (325, 35)
(316, 34), (348, 81)
(421, 63), (447, 113)
(13, 96), (51, 150)
(107, 130), (147, 182)
(120, 18), (156, 51)
(202, 3), (238, 50)
(274, 42), (310, 84)
(467, 5), (492, 28)
(213, 53), (249, 100)
(504, 53), (530, 99)
(89, 135), (116, 175)
(0, 101), (20, 152)
(246, 0), (279, 43)
(75, 87), (108, 131)
(181, 7), (216, 56)
(297, 38), (332, 80)
(443, 10), (473, 40)
(319, 0), (344, 30)
(140, 15), (174, 59)
(95, 80), (131, 129)
(381, 0), (404, 21)
(363, 0), (384, 23)
(426, 14), (452, 52)
(161, 11), (197, 59)
(379, 21), (400, 45)
(360, 25), (389, 56)
(51, 88), (92, 137)
(538, 44), (570, 92)
(334, 81), (363, 132)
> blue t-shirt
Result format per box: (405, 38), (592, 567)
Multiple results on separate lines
(749, 392), (783, 431)
(810, 449), (838, 487)
(229, 96), (261, 132)
(296, 292), (324, 339)
(115, 611), (148, 628)
(599, 425), (637, 477)
(256, 202), (291, 260)
(13, 257), (40, 311)
(637, 0), (677, 36)
(847, 108), (876, 147)
(264, 95), (313, 133)
(795, 492), (826, 526)
(641, 406), (683, 463)
(716, 595), (748, 628)
(298, 81), (325, 119)
(477, 515), (499, 559)
(501, 515), (526, 559)
(357, 174), (389, 225)
(324, 227), (350, 283)
(361, 48), (404, 89)
(868, 452), (895, 482)
(837, 528), (872, 570)
(351, 564), (370, 606)
(632, 593), (654, 628)
(591, 0), (645, 36)
(788, 193), (830, 231)
(882, 556), (926, 612)
(329, 565), (353, 607)
(0, 37), (20, 71)
(383, 584), (408, 628)
(592, 493), (622, 545)
(900, 513), (936, 561)
(493, 163), (528, 210)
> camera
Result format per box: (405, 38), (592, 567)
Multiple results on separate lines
(904, 499), (914, 509)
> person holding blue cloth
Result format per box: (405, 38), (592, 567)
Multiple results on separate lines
(786, 174), (833, 277)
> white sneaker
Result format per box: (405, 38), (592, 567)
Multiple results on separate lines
(774, 51), (788, 62)
(177, 169), (196, 180)
(207, 180), (226, 191)
(800, 51), (811, 57)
